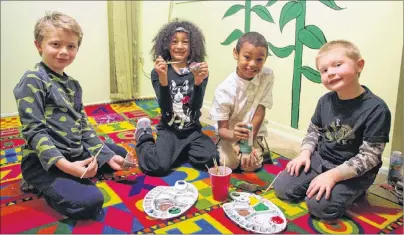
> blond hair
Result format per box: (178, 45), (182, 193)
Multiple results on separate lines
(316, 40), (362, 67)
(34, 11), (83, 47)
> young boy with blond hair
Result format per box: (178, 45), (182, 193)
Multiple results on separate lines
(14, 11), (127, 219)
(274, 40), (391, 220)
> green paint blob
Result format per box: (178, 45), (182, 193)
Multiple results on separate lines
(60, 116), (67, 122)
(168, 207), (181, 214)
(253, 203), (269, 211)
(25, 108), (32, 113)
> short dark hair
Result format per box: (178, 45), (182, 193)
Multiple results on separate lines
(150, 19), (206, 63)
(235, 32), (268, 57)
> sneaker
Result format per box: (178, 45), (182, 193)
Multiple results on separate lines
(135, 117), (153, 142)
(20, 178), (37, 193)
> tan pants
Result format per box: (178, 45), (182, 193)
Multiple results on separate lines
(217, 137), (266, 171)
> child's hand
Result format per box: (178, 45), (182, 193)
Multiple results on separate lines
(241, 149), (259, 168)
(192, 62), (208, 85)
(233, 122), (250, 141)
(72, 157), (98, 178)
(306, 170), (340, 200)
(286, 150), (311, 176)
(240, 149), (260, 171)
(154, 56), (168, 85)
(108, 155), (125, 171)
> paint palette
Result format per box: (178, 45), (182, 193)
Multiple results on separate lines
(143, 180), (198, 220)
(222, 192), (287, 234)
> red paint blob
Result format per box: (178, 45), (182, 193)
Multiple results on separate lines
(271, 216), (284, 224)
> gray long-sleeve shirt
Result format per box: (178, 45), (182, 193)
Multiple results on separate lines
(301, 86), (391, 180)
(13, 62), (115, 171)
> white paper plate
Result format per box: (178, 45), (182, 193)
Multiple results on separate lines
(143, 180), (198, 220)
(222, 192), (287, 234)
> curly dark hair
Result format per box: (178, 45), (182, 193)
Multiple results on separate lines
(236, 31), (268, 57)
(150, 19), (207, 63)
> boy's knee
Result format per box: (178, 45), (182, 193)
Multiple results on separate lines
(142, 163), (171, 177)
(54, 188), (104, 219)
(273, 175), (299, 201)
(226, 160), (240, 170)
(273, 183), (295, 201)
(218, 150), (239, 170)
(305, 197), (345, 220)
(155, 165), (171, 176)
(70, 189), (104, 219)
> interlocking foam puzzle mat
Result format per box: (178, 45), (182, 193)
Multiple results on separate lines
(1, 98), (402, 234)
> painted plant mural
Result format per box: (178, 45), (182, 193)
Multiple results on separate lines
(221, 0), (344, 129)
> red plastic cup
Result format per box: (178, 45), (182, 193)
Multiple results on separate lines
(209, 166), (232, 201)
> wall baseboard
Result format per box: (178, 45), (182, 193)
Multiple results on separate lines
(202, 101), (390, 176)
(1, 112), (19, 118)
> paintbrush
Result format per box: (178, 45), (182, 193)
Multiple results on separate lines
(223, 154), (226, 176)
(80, 145), (104, 179)
(166, 61), (184, 64)
(213, 158), (219, 175)
(205, 164), (210, 172)
(257, 171), (282, 202)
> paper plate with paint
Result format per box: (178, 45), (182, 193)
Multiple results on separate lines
(143, 180), (198, 220)
(222, 192), (287, 234)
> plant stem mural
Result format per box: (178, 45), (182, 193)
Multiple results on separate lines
(221, 0), (275, 46)
(221, 0), (344, 129)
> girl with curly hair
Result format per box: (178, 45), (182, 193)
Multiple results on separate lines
(134, 19), (219, 176)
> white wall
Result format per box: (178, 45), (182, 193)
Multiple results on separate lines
(1, 1), (402, 170)
(136, 1), (172, 99)
(162, 0), (403, 168)
(1, 1), (111, 115)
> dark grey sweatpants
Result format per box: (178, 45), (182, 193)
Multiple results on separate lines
(136, 126), (219, 177)
(21, 143), (127, 219)
(273, 151), (378, 220)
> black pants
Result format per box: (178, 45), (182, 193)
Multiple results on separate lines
(21, 143), (127, 219)
(136, 127), (219, 177)
(273, 152), (378, 220)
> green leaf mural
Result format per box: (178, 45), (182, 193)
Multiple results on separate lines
(298, 25), (327, 49)
(252, 5), (274, 23)
(222, 0), (275, 44)
(223, 4), (245, 19)
(266, 0), (277, 7)
(279, 1), (303, 32)
(221, 29), (243, 45)
(319, 0), (345, 10)
(268, 0), (343, 128)
(268, 42), (294, 58)
(300, 66), (322, 83)
(222, 0), (344, 128)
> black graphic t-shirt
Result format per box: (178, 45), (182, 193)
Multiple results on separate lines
(151, 65), (208, 134)
(311, 86), (391, 166)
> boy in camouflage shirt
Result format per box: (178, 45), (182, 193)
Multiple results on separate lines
(14, 11), (126, 219)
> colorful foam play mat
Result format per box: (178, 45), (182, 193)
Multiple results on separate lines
(1, 98), (402, 234)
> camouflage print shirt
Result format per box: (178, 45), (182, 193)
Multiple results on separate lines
(13, 62), (115, 171)
(301, 86), (391, 180)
